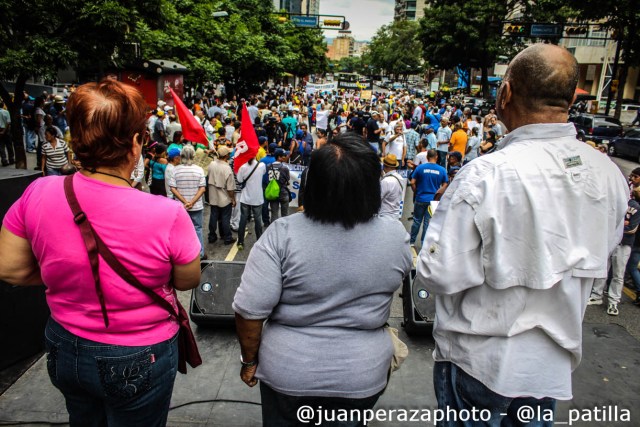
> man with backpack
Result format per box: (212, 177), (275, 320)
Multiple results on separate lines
(297, 124), (314, 166)
(265, 148), (291, 222)
(282, 110), (298, 151)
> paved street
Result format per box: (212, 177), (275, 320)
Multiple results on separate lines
(0, 149), (639, 426)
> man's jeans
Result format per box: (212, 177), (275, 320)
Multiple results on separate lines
(437, 150), (448, 168)
(434, 361), (556, 427)
(270, 198), (289, 222)
(260, 382), (382, 427)
(188, 209), (204, 258)
(627, 250), (640, 293)
(209, 203), (233, 243)
(0, 131), (14, 164)
(239, 203), (263, 245)
(45, 317), (178, 427)
(24, 128), (37, 152)
(592, 244), (631, 304)
(410, 201), (431, 245)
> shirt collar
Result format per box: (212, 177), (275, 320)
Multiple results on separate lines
(499, 123), (576, 149)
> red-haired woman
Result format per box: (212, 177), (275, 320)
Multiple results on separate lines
(0, 79), (202, 426)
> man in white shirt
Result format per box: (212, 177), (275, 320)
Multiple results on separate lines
(315, 105), (329, 132)
(169, 145), (207, 259)
(435, 119), (451, 168)
(382, 123), (407, 167)
(379, 154), (404, 218)
(415, 44), (629, 423)
(236, 157), (266, 251)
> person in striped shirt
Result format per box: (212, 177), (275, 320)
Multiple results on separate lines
(169, 145), (207, 259)
(41, 126), (71, 176)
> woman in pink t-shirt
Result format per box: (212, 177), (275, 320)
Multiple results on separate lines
(0, 80), (201, 426)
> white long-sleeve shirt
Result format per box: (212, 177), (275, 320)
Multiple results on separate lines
(415, 123), (628, 400)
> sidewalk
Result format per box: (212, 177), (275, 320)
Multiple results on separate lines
(0, 316), (638, 426)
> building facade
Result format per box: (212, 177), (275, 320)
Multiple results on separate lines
(394, 0), (427, 21)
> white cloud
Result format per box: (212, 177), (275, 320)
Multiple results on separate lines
(319, 0), (395, 41)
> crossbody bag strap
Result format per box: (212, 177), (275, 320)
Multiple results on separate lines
(63, 175), (179, 323)
(63, 175), (110, 327)
(241, 161), (260, 184)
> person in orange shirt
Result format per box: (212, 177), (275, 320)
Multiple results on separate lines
(449, 122), (468, 161)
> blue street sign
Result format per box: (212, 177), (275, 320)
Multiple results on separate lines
(530, 24), (562, 37)
(291, 15), (319, 28)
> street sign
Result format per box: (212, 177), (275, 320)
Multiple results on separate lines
(530, 24), (562, 37)
(291, 15), (319, 28)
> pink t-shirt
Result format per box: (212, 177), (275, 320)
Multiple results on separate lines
(3, 173), (200, 345)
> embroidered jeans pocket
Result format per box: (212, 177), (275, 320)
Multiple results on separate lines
(96, 348), (152, 400)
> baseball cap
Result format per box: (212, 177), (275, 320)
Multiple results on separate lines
(274, 148), (290, 158)
(217, 146), (231, 157)
(167, 147), (181, 160)
(268, 143), (278, 153)
(258, 136), (268, 144)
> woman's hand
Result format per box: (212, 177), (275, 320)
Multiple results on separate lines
(240, 364), (259, 387)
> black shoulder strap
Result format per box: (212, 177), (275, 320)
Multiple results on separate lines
(241, 161), (260, 183)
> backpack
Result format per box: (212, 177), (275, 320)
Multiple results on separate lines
(265, 165), (281, 201)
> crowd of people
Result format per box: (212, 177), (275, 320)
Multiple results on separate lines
(1, 42), (639, 427)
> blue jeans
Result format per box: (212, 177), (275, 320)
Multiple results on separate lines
(434, 362), (556, 427)
(626, 250), (640, 293)
(260, 382), (382, 427)
(188, 209), (204, 257)
(208, 203), (233, 243)
(45, 317), (178, 427)
(46, 167), (63, 176)
(437, 150), (448, 168)
(239, 203), (263, 245)
(24, 128), (37, 152)
(410, 201), (431, 245)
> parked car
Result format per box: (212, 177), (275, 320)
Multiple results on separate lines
(568, 113), (623, 144)
(608, 128), (640, 162)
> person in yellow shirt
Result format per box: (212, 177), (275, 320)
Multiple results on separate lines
(256, 136), (268, 161)
(449, 122), (468, 160)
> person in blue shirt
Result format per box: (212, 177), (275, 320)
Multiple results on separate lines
(410, 149), (448, 246)
(425, 108), (441, 133)
(260, 143), (278, 226)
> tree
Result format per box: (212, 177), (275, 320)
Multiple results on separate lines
(561, 0), (640, 119)
(419, 0), (518, 98)
(365, 20), (423, 81)
(0, 0), (141, 169)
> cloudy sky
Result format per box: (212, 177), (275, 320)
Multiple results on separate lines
(319, 0), (395, 41)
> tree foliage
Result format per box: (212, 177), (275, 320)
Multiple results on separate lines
(364, 20), (423, 79)
(419, 0), (520, 97)
(0, 0), (142, 168)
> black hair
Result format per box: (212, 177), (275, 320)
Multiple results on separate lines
(304, 133), (381, 229)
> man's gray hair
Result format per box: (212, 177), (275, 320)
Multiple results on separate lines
(181, 144), (196, 165)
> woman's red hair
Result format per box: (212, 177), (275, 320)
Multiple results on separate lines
(66, 79), (147, 169)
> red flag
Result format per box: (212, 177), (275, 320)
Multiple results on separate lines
(169, 87), (209, 146)
(233, 103), (260, 173)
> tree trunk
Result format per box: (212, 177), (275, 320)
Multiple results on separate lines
(480, 65), (489, 100)
(614, 61), (629, 121)
(0, 75), (28, 169)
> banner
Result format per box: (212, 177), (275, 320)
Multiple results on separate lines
(360, 90), (372, 101)
(305, 82), (338, 95)
(338, 80), (372, 90)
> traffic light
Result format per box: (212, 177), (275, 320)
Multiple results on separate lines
(323, 19), (342, 27)
(611, 79), (619, 93)
(505, 25), (526, 36)
(565, 26), (588, 36)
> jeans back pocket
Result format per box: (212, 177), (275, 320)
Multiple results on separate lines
(96, 348), (152, 400)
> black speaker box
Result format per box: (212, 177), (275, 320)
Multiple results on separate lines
(190, 261), (246, 327)
(401, 269), (434, 336)
(0, 169), (50, 370)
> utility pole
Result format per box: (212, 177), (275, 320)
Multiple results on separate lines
(605, 32), (621, 116)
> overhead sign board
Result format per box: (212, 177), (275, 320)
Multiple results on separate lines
(291, 15), (319, 28)
(530, 24), (562, 37)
